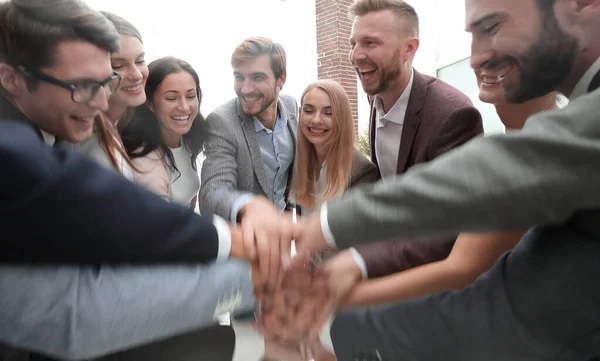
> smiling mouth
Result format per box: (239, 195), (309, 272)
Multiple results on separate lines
(356, 67), (376, 77)
(172, 115), (191, 122)
(481, 65), (514, 85)
(242, 95), (262, 102)
(308, 127), (328, 134)
(71, 115), (94, 122)
(122, 83), (142, 92)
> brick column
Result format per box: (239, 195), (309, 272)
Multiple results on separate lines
(315, 0), (358, 136)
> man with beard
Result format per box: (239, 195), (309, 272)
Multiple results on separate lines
(293, 0), (600, 360)
(346, 0), (484, 283)
(200, 37), (297, 291)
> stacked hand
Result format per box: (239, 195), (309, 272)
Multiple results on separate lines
(232, 204), (363, 359)
(250, 251), (363, 360)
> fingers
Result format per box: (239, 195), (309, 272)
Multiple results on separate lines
(241, 219), (256, 261)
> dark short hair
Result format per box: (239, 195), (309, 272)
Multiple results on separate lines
(231, 37), (287, 80)
(101, 11), (143, 43)
(121, 57), (207, 174)
(349, 0), (419, 37)
(0, 0), (120, 71)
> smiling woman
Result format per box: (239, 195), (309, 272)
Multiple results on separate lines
(291, 79), (377, 214)
(120, 56), (207, 209)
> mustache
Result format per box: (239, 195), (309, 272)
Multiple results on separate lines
(483, 56), (517, 71)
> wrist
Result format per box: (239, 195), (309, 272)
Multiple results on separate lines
(229, 225), (246, 259)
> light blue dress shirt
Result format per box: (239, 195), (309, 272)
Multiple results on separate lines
(230, 111), (295, 220)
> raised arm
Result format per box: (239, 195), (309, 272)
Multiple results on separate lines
(0, 260), (254, 360)
(325, 91), (600, 248)
(342, 230), (524, 307)
(0, 122), (236, 264)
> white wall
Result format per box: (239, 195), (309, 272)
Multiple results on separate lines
(86, 0), (317, 116)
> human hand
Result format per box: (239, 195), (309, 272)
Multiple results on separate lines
(293, 211), (330, 263)
(322, 249), (363, 309)
(255, 260), (331, 345)
(239, 197), (294, 291)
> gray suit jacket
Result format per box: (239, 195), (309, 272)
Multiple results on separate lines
(327, 88), (600, 246)
(326, 88), (600, 360)
(199, 95), (298, 220)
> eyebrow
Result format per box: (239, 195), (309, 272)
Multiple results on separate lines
(163, 88), (196, 95)
(111, 52), (146, 61)
(233, 71), (267, 77)
(466, 12), (503, 32)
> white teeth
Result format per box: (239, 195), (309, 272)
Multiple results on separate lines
(122, 84), (142, 92)
(482, 76), (499, 84)
(309, 127), (326, 134)
(358, 68), (376, 73)
(172, 115), (190, 121)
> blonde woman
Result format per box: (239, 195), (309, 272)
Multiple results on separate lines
(292, 79), (377, 215)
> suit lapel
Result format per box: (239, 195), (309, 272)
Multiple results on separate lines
(367, 96), (379, 167)
(281, 100), (298, 203)
(396, 70), (426, 174)
(237, 102), (271, 196)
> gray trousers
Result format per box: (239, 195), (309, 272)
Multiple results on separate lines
(331, 225), (600, 361)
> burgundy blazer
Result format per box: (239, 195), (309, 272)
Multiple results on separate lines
(355, 69), (484, 278)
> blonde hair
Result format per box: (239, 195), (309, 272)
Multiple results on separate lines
(230, 37), (286, 80)
(349, 0), (419, 37)
(292, 80), (355, 209)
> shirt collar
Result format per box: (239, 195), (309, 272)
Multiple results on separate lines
(570, 56), (600, 99)
(374, 68), (415, 126)
(253, 109), (286, 133)
(40, 129), (56, 146)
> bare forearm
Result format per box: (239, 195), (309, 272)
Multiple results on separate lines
(343, 259), (462, 307)
(343, 230), (526, 307)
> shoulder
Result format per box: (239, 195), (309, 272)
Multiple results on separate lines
(131, 149), (165, 172)
(350, 149), (378, 186)
(279, 93), (298, 108)
(206, 98), (240, 124)
(0, 120), (50, 166)
(415, 71), (475, 110)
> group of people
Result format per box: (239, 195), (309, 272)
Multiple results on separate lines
(2, 0), (600, 360)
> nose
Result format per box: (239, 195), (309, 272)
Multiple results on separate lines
(349, 44), (365, 65)
(177, 97), (190, 111)
(88, 86), (110, 112)
(127, 66), (143, 81)
(241, 79), (254, 94)
(470, 34), (493, 70)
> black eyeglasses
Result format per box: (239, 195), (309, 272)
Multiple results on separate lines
(18, 65), (122, 104)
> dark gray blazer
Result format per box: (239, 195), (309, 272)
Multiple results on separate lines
(326, 85), (600, 360)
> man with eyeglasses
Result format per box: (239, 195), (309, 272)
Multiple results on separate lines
(0, 0), (289, 360)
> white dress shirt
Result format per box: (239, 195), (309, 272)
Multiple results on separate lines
(570, 56), (600, 99)
(374, 69), (415, 178)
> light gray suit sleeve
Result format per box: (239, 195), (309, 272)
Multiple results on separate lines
(328, 90), (600, 248)
(0, 260), (255, 360)
(199, 110), (254, 220)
